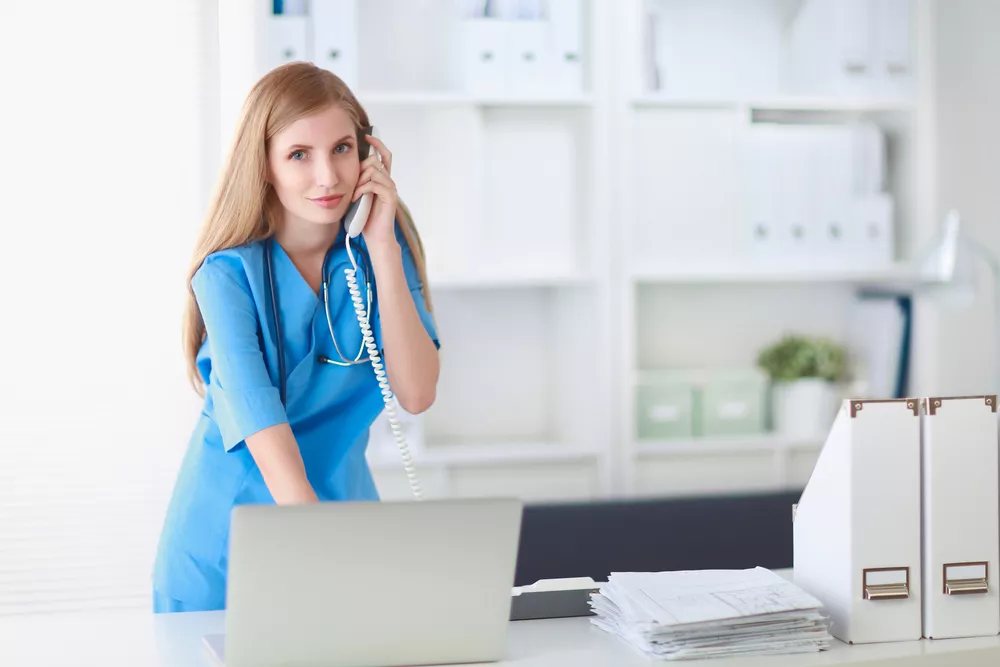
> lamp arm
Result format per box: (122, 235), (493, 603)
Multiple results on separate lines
(967, 237), (1000, 278)
(967, 237), (1000, 398)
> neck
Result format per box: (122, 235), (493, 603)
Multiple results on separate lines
(273, 214), (340, 259)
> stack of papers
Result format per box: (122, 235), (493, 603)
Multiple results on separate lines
(589, 567), (832, 660)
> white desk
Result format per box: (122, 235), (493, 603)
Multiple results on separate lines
(1, 607), (999, 667)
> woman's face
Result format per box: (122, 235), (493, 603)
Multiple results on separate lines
(267, 104), (362, 229)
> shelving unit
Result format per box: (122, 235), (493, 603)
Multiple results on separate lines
(216, 0), (933, 504)
(614, 0), (931, 499)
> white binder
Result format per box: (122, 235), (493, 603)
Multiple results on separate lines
(545, 0), (583, 93)
(459, 18), (509, 96)
(920, 395), (1000, 640)
(872, 0), (914, 98)
(793, 398), (922, 644)
(310, 0), (359, 89)
(267, 13), (308, 72)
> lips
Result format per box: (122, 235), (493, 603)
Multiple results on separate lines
(309, 194), (344, 209)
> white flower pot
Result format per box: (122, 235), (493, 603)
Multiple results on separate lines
(772, 378), (840, 439)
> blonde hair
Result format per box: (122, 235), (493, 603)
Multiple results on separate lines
(183, 61), (433, 394)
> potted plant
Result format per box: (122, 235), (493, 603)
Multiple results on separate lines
(756, 334), (847, 438)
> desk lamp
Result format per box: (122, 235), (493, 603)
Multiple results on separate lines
(913, 209), (1000, 396)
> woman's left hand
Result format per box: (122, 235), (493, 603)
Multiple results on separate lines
(353, 134), (398, 250)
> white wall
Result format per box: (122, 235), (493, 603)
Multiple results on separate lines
(0, 0), (211, 613)
(929, 0), (1000, 396)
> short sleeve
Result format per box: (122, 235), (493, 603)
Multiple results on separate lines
(370, 220), (440, 351)
(398, 223), (440, 349)
(192, 257), (288, 451)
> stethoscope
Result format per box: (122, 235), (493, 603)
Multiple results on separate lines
(262, 233), (375, 405)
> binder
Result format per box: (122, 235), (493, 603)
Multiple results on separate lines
(310, 0), (359, 89)
(846, 290), (911, 400)
(793, 398), (922, 644)
(459, 18), (509, 96)
(743, 124), (782, 264)
(850, 193), (894, 268)
(872, 0), (914, 98)
(506, 19), (548, 95)
(544, 0), (583, 93)
(267, 13), (308, 71)
(920, 395), (1000, 639)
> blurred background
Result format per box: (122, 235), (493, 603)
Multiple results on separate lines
(1, 0), (998, 616)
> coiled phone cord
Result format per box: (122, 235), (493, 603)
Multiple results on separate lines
(344, 232), (424, 501)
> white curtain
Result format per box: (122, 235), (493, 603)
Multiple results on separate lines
(0, 0), (217, 614)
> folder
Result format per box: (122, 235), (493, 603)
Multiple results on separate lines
(920, 395), (1000, 639)
(793, 398), (922, 644)
(510, 577), (599, 621)
(310, 0), (359, 89)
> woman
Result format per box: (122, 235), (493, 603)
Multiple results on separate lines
(152, 62), (440, 613)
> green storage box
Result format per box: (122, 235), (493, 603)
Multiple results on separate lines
(635, 371), (699, 440)
(699, 369), (769, 437)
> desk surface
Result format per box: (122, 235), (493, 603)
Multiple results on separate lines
(1, 607), (999, 667)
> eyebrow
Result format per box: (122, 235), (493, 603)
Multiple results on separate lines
(284, 134), (355, 151)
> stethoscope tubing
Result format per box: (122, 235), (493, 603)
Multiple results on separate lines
(262, 234), (374, 406)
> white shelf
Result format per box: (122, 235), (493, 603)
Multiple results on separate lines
(636, 434), (824, 455)
(359, 90), (595, 108)
(367, 442), (603, 470)
(631, 94), (915, 114)
(627, 262), (916, 286)
(429, 270), (593, 290)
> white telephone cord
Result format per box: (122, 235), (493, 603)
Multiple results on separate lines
(344, 233), (424, 501)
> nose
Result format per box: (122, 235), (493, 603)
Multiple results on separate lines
(314, 153), (339, 189)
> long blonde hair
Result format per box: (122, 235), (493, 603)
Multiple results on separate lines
(183, 61), (433, 394)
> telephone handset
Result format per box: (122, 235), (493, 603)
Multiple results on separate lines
(342, 124), (378, 239)
(339, 124), (424, 500)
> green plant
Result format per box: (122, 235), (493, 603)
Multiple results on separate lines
(756, 334), (847, 383)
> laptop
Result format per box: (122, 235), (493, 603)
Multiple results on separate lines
(204, 497), (523, 667)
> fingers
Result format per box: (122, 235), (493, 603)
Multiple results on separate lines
(351, 178), (396, 204)
(365, 134), (392, 175)
(352, 167), (396, 202)
(360, 151), (381, 175)
(358, 161), (392, 187)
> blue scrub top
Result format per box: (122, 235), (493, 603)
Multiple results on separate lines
(152, 220), (438, 611)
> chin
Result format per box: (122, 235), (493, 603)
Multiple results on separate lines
(299, 208), (345, 227)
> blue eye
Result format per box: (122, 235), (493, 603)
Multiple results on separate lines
(290, 150), (306, 160)
(334, 143), (351, 154)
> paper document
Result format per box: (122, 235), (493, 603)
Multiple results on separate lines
(589, 567), (832, 661)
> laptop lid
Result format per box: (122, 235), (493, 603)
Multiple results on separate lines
(221, 497), (523, 667)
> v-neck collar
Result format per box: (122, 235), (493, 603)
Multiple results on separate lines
(271, 240), (325, 304)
